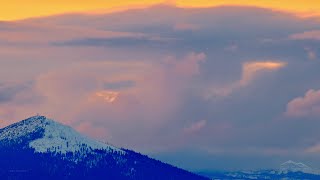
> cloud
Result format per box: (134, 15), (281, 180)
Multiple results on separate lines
(0, 52), (206, 150)
(104, 80), (135, 90)
(76, 121), (110, 140)
(0, 21), (158, 47)
(173, 23), (200, 31)
(285, 89), (320, 118)
(241, 61), (287, 86)
(0, 82), (30, 103)
(304, 47), (317, 60)
(207, 61), (287, 98)
(183, 120), (207, 134)
(54, 36), (176, 47)
(306, 144), (320, 153)
(57, 53), (205, 148)
(164, 52), (206, 77)
(290, 30), (320, 41)
(239, 61), (286, 86)
(95, 91), (120, 103)
(3, 0), (320, 21)
(0, 81), (43, 127)
(224, 44), (238, 52)
(2, 5), (320, 169)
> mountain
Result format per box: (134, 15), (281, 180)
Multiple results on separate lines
(198, 161), (320, 180)
(199, 170), (320, 180)
(280, 160), (315, 174)
(0, 116), (208, 180)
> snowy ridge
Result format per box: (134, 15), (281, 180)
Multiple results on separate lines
(0, 116), (47, 141)
(280, 160), (316, 174)
(0, 116), (124, 154)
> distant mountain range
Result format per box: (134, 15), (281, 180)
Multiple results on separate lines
(199, 160), (320, 180)
(0, 116), (208, 180)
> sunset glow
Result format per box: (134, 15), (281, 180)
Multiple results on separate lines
(1, 0), (320, 175)
(1, 0), (319, 20)
(96, 91), (120, 103)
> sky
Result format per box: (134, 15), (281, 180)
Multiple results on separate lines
(1, 1), (320, 171)
(1, 0), (320, 20)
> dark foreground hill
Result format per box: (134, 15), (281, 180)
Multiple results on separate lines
(0, 116), (208, 180)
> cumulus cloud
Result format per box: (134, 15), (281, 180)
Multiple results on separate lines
(0, 52), (206, 149)
(164, 52), (206, 77)
(285, 89), (320, 118)
(207, 61), (287, 98)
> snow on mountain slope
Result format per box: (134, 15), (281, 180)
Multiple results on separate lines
(0, 116), (46, 141)
(0, 116), (124, 154)
(280, 160), (315, 174)
(0, 116), (208, 180)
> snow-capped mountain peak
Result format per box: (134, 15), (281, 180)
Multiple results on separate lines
(0, 116), (207, 179)
(0, 115), (50, 141)
(0, 115), (124, 154)
(280, 160), (314, 174)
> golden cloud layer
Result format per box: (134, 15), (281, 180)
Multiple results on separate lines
(1, 0), (319, 20)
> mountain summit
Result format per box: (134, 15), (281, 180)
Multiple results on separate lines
(280, 160), (315, 174)
(0, 116), (208, 180)
(0, 116), (122, 154)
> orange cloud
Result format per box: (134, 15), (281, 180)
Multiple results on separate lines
(0, 0), (164, 21)
(208, 61), (287, 97)
(1, 0), (320, 20)
(174, 0), (320, 18)
(240, 61), (287, 86)
(95, 91), (120, 103)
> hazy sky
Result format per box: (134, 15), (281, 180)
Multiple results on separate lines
(1, 2), (320, 171)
